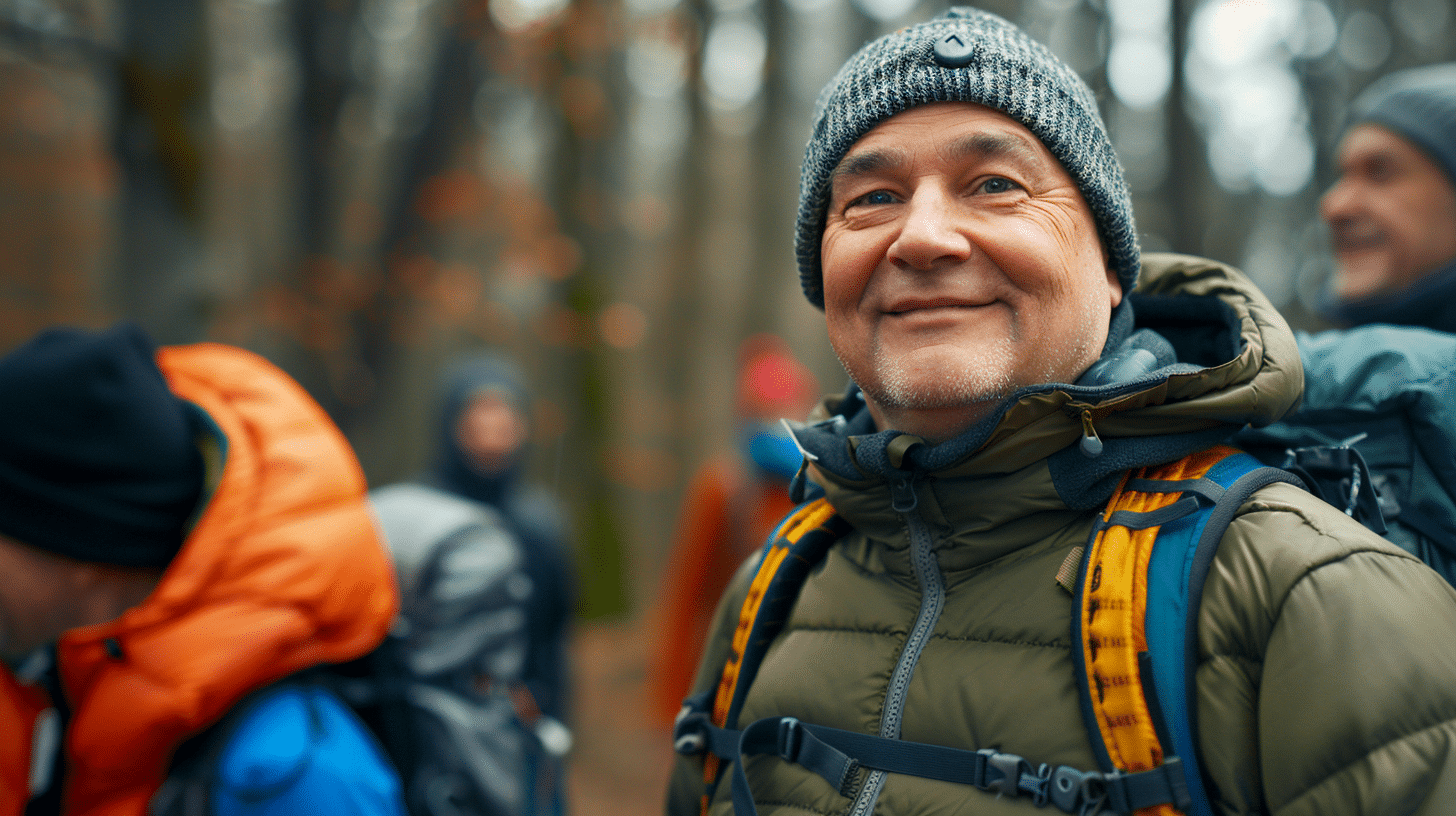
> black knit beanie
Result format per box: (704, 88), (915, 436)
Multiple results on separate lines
(0, 323), (204, 568)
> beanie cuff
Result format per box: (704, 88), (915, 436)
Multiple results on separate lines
(0, 456), (192, 567)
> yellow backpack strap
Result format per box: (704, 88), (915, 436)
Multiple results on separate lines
(1076, 444), (1300, 816)
(694, 497), (846, 811)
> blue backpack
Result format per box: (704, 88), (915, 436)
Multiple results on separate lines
(1234, 325), (1456, 587)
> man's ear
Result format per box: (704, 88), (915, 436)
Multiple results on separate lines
(1105, 264), (1123, 309)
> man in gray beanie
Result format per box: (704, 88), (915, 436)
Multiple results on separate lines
(667, 8), (1456, 816)
(1322, 63), (1456, 331)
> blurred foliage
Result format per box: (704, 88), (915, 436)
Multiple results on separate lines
(0, 0), (1449, 618)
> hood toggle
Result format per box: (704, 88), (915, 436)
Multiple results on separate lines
(887, 434), (926, 512)
(782, 418), (819, 503)
(1078, 408), (1104, 459)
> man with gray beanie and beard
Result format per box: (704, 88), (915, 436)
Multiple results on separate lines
(666, 8), (1456, 816)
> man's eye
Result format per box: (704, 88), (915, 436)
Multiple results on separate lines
(979, 177), (1020, 194)
(1366, 160), (1397, 184)
(850, 190), (896, 207)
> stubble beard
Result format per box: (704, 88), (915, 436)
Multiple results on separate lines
(844, 335), (1016, 412)
(838, 298), (1107, 414)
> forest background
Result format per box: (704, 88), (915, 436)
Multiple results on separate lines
(2, 0), (1453, 809)
(0, 0), (1451, 631)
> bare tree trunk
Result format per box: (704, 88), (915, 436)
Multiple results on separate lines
(113, 0), (209, 343)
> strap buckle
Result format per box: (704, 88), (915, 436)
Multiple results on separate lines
(672, 695), (711, 755)
(1027, 762), (1055, 807)
(977, 748), (1033, 798)
(776, 716), (803, 762)
(1047, 766), (1107, 815)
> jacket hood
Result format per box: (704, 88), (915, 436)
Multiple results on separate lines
(790, 253), (1303, 517)
(430, 353), (532, 506)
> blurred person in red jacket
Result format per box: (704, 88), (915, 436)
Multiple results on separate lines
(648, 334), (822, 727)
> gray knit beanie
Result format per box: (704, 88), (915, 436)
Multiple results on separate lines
(795, 6), (1139, 308)
(1351, 63), (1456, 187)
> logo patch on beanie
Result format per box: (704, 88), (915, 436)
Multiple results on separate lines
(933, 32), (975, 67)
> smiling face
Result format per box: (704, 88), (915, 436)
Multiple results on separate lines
(820, 102), (1122, 442)
(1321, 124), (1456, 301)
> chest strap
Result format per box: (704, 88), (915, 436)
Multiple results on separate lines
(676, 697), (1188, 816)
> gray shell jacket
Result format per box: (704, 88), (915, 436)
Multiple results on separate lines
(666, 253), (1456, 816)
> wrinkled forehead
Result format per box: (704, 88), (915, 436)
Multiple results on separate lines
(832, 102), (1061, 180)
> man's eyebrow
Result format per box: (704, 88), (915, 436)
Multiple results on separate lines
(830, 147), (907, 184)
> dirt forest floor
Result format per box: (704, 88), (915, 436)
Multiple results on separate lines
(566, 620), (678, 816)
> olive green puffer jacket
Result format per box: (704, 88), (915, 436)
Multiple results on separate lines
(666, 254), (1456, 816)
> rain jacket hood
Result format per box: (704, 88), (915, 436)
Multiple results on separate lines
(431, 354), (532, 507)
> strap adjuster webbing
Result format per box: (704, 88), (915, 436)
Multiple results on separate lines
(1102, 756), (1191, 813)
(675, 710), (1189, 816)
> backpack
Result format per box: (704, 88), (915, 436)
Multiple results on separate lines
(672, 445), (1302, 816)
(1232, 325), (1456, 588)
(155, 484), (543, 816)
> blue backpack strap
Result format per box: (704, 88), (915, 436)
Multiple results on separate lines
(1074, 446), (1303, 816)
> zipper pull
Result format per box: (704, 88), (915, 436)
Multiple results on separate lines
(1079, 408), (1104, 458)
(890, 475), (918, 513)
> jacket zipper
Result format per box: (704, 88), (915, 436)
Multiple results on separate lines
(848, 474), (947, 816)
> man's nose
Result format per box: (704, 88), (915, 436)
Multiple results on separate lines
(1320, 176), (1357, 225)
(887, 186), (972, 269)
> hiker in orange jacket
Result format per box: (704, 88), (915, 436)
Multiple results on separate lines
(0, 323), (403, 816)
